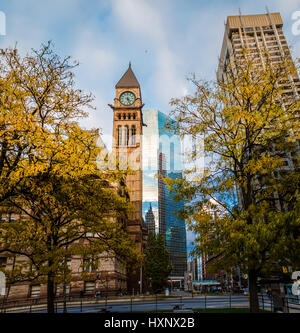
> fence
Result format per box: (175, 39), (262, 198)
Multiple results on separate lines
(1, 293), (300, 313)
(0, 293), (250, 313)
(258, 293), (300, 313)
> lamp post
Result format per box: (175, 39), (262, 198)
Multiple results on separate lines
(63, 281), (67, 313)
(63, 244), (69, 313)
(139, 266), (143, 295)
(149, 277), (152, 295)
(95, 271), (101, 301)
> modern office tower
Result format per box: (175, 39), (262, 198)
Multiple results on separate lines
(145, 203), (155, 235)
(187, 257), (203, 282)
(158, 152), (166, 240)
(142, 109), (187, 284)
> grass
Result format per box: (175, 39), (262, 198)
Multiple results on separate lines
(131, 308), (270, 313)
(194, 308), (270, 313)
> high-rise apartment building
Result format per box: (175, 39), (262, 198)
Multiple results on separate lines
(218, 11), (300, 210)
(142, 109), (187, 284)
(216, 12), (300, 290)
(218, 12), (300, 100)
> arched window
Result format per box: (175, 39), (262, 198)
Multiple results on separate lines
(118, 125), (122, 146)
(118, 113), (121, 120)
(123, 113), (126, 120)
(133, 113), (136, 120)
(131, 125), (136, 145)
(128, 113), (131, 120)
(124, 125), (129, 146)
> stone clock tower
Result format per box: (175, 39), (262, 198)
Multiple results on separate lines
(109, 63), (147, 294)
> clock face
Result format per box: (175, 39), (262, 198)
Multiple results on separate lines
(120, 91), (136, 106)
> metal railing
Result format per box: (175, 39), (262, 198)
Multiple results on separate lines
(2, 292), (300, 313)
(258, 293), (300, 313)
(0, 293), (253, 313)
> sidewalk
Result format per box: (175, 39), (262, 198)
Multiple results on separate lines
(169, 290), (191, 297)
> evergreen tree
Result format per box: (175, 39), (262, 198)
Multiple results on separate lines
(143, 232), (172, 294)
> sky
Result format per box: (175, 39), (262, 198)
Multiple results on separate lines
(1, 0), (300, 258)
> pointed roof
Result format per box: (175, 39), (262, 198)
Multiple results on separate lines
(115, 62), (140, 88)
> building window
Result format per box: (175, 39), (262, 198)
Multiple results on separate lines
(84, 281), (95, 293)
(0, 257), (7, 268)
(128, 113), (131, 120)
(133, 113), (136, 120)
(118, 125), (122, 146)
(83, 258), (92, 272)
(83, 256), (97, 272)
(131, 125), (136, 145)
(118, 113), (121, 120)
(67, 259), (72, 270)
(9, 214), (15, 222)
(124, 125), (129, 146)
(30, 285), (41, 298)
(123, 113), (126, 120)
(56, 284), (70, 296)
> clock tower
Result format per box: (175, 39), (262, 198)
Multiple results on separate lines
(109, 63), (147, 293)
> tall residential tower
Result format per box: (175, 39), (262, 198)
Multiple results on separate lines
(218, 12), (300, 99)
(218, 11), (300, 208)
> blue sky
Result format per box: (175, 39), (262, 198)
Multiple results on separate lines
(1, 0), (300, 134)
(1, 0), (300, 257)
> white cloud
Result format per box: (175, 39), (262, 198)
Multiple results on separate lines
(73, 28), (117, 81)
(273, 0), (300, 14)
(111, 0), (187, 110)
(111, 0), (165, 42)
(70, 25), (120, 137)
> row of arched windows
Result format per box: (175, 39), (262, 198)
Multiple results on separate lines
(117, 113), (136, 120)
(117, 125), (136, 146)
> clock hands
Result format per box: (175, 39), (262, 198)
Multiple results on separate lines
(120, 92), (135, 105)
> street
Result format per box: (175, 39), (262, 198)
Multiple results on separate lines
(6, 294), (282, 313)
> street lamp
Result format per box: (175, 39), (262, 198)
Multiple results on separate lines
(95, 271), (101, 300)
(139, 266), (143, 295)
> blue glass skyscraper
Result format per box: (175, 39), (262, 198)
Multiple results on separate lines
(142, 109), (187, 281)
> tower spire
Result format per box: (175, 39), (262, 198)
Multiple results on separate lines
(115, 63), (140, 88)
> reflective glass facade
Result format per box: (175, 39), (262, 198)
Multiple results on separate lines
(142, 109), (187, 278)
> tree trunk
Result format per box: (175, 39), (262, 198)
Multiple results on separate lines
(249, 269), (259, 313)
(47, 272), (55, 313)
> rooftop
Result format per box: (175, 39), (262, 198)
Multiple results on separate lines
(115, 63), (140, 88)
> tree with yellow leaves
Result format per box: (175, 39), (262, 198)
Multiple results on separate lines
(0, 173), (139, 313)
(0, 42), (96, 200)
(166, 48), (300, 312)
(0, 43), (140, 313)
